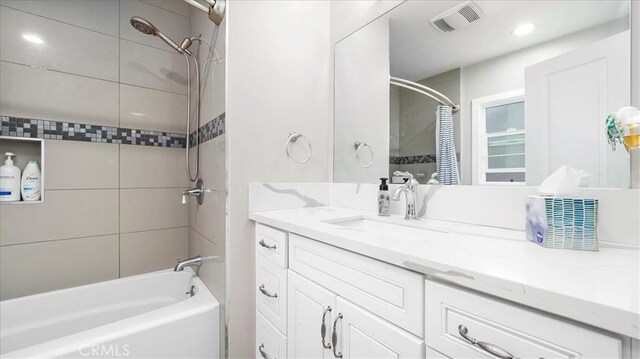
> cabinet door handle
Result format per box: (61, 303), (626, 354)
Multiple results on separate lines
(331, 313), (343, 358)
(321, 306), (332, 349)
(258, 344), (271, 359)
(259, 284), (278, 298)
(259, 240), (277, 250)
(458, 325), (517, 359)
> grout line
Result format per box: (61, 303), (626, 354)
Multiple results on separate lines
(118, 0), (122, 279)
(0, 233), (120, 248)
(118, 0), (121, 279)
(138, 0), (191, 19)
(190, 226), (219, 247)
(0, 60), (188, 97)
(119, 226), (189, 236)
(0, 226), (190, 248)
(0, 4), (120, 38)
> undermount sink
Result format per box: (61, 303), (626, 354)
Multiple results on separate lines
(324, 216), (448, 238)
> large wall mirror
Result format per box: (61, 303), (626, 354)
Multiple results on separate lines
(334, 0), (634, 188)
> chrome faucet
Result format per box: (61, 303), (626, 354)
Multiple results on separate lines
(392, 175), (419, 220)
(182, 178), (205, 205)
(174, 255), (202, 271)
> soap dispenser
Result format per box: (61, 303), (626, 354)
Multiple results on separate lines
(21, 160), (41, 201)
(0, 152), (22, 202)
(378, 177), (390, 216)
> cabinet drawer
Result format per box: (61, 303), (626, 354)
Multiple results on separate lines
(289, 234), (424, 337)
(257, 312), (287, 359)
(256, 223), (288, 268)
(256, 255), (287, 334)
(425, 280), (623, 359)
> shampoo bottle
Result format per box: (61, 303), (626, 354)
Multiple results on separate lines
(21, 160), (41, 201)
(378, 177), (390, 216)
(0, 152), (21, 202)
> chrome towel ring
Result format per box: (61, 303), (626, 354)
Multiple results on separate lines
(354, 141), (374, 168)
(286, 132), (312, 164)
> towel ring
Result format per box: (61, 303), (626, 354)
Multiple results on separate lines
(354, 142), (374, 168)
(286, 132), (312, 164)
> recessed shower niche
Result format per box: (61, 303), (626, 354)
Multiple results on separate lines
(0, 136), (44, 204)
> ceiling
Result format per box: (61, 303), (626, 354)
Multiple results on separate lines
(387, 0), (630, 80)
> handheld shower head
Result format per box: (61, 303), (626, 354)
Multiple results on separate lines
(130, 16), (156, 35)
(130, 16), (183, 53)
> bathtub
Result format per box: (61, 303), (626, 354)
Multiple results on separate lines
(0, 268), (219, 358)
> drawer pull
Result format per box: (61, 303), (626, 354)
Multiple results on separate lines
(458, 325), (517, 359)
(258, 344), (271, 359)
(259, 240), (277, 250)
(259, 284), (278, 298)
(321, 306), (332, 349)
(332, 313), (343, 358)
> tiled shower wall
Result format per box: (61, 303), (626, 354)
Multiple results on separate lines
(187, 7), (226, 357)
(0, 0), (194, 300)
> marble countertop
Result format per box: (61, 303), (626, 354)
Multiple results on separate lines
(249, 206), (640, 339)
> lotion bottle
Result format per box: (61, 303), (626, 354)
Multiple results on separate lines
(378, 177), (390, 216)
(0, 152), (21, 202)
(21, 160), (41, 201)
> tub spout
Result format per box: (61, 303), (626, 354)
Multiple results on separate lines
(174, 255), (202, 271)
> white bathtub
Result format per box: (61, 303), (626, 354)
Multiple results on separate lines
(0, 268), (219, 358)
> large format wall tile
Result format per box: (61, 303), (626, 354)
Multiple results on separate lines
(119, 83), (186, 133)
(0, 0), (119, 36)
(189, 228), (224, 299)
(141, 0), (190, 17)
(0, 7), (119, 81)
(120, 0), (189, 51)
(189, 189), (225, 244)
(0, 189), (119, 246)
(0, 62), (119, 126)
(194, 134), (226, 192)
(0, 235), (119, 300)
(120, 39), (187, 94)
(120, 145), (188, 189)
(45, 140), (119, 190)
(120, 188), (188, 233)
(120, 227), (188, 277)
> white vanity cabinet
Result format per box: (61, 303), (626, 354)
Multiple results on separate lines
(254, 223), (633, 359)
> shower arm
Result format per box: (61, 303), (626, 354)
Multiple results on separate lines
(183, 0), (225, 25)
(390, 76), (460, 113)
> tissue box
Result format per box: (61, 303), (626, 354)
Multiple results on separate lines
(525, 195), (598, 251)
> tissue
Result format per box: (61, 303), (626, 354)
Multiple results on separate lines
(526, 166), (598, 251)
(537, 165), (590, 196)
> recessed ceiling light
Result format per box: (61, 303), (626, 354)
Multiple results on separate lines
(22, 34), (44, 44)
(512, 23), (535, 36)
(130, 112), (147, 116)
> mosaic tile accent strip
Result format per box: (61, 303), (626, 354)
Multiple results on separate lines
(389, 153), (459, 165)
(1, 116), (187, 148)
(189, 112), (226, 148)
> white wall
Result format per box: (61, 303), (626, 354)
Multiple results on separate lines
(330, 0), (404, 43)
(226, 1), (331, 357)
(459, 18), (629, 184)
(334, 18), (390, 183)
(633, 0), (640, 108)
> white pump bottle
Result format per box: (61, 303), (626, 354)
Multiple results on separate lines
(0, 152), (22, 202)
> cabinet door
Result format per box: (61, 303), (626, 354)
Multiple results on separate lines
(288, 271), (336, 359)
(335, 297), (423, 359)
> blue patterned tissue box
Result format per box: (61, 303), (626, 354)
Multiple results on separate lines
(525, 195), (598, 251)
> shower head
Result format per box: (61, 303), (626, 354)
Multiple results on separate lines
(130, 16), (183, 53)
(130, 16), (156, 35)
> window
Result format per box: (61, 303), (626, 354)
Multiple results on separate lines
(471, 89), (525, 185)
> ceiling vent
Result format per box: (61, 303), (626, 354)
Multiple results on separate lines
(430, 1), (484, 33)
